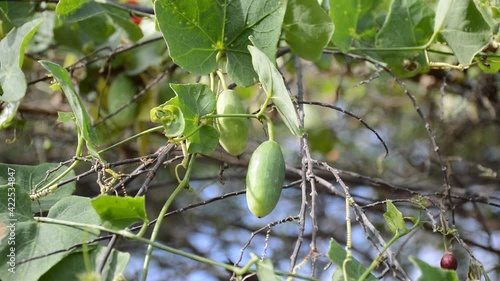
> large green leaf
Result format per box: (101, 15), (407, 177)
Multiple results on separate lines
(283, 0), (334, 61)
(91, 195), (148, 231)
(436, 0), (492, 65)
(248, 45), (303, 137)
(39, 61), (102, 160)
(0, 163), (76, 213)
(0, 196), (101, 281)
(0, 18), (43, 102)
(329, 0), (360, 52)
(40, 246), (129, 281)
(327, 238), (378, 281)
(155, 0), (286, 87)
(374, 0), (434, 76)
(376, 0), (434, 47)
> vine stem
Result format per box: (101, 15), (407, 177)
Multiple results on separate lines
(141, 154), (197, 281)
(342, 197), (353, 281)
(97, 125), (163, 155)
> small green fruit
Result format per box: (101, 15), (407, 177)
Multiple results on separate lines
(216, 90), (248, 156)
(246, 140), (285, 218)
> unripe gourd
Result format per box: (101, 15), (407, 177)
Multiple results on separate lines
(246, 140), (285, 218)
(216, 90), (248, 156)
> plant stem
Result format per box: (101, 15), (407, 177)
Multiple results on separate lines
(141, 154), (197, 281)
(34, 216), (320, 281)
(216, 70), (228, 90)
(203, 113), (257, 119)
(98, 125), (163, 155)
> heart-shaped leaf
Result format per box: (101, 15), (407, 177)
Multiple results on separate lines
(154, 0), (286, 87)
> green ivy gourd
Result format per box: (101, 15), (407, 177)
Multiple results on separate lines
(216, 89), (249, 156)
(246, 140), (285, 218)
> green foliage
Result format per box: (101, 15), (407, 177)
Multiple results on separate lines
(436, 0), (492, 64)
(383, 200), (408, 234)
(0, 18), (42, 107)
(410, 256), (459, 281)
(155, 0), (286, 87)
(249, 44), (303, 137)
(0, 195), (101, 281)
(40, 61), (101, 160)
(107, 74), (139, 128)
(56, 0), (142, 41)
(329, 0), (363, 52)
(327, 239), (378, 281)
(91, 195), (148, 231)
(40, 246), (129, 281)
(256, 258), (280, 281)
(0, 0), (497, 280)
(283, 0), (334, 61)
(0, 163), (75, 213)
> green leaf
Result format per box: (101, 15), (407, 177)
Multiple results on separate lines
(282, 0), (334, 61)
(56, 0), (143, 41)
(0, 18), (43, 102)
(383, 200), (408, 234)
(91, 195), (148, 230)
(103, 4), (143, 42)
(327, 238), (377, 281)
(0, 100), (20, 129)
(256, 258), (279, 281)
(170, 83), (216, 136)
(56, 0), (105, 22)
(248, 45), (303, 137)
(437, 0), (492, 65)
(0, 1), (36, 30)
(329, 0), (360, 52)
(374, 0), (434, 76)
(0, 183), (32, 223)
(187, 125), (219, 155)
(376, 0), (434, 48)
(53, 13), (116, 52)
(0, 196), (101, 281)
(154, 0), (286, 87)
(409, 256), (459, 281)
(40, 246), (129, 281)
(0, 163), (76, 213)
(39, 61), (102, 160)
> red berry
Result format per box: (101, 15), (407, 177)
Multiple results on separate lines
(130, 15), (142, 25)
(125, 0), (143, 25)
(440, 252), (458, 270)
